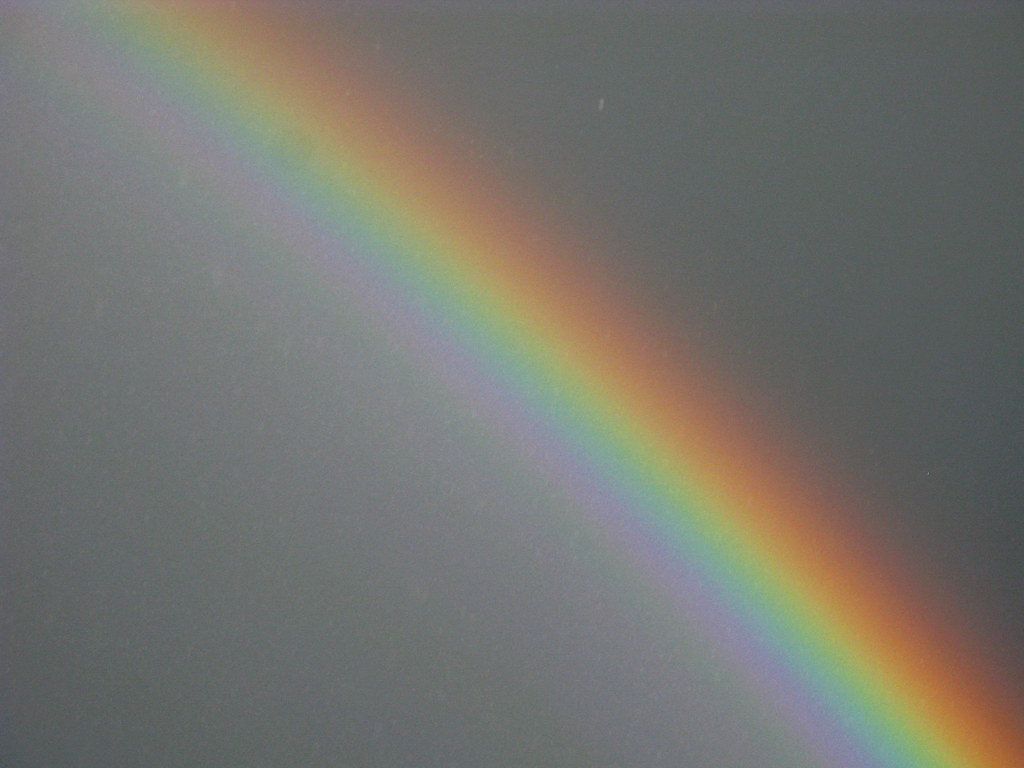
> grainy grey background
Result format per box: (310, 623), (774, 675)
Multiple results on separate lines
(2, 4), (1022, 766)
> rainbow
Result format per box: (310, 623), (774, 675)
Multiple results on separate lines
(36, 3), (1022, 766)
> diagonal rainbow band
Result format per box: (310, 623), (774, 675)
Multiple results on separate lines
(53, 3), (1022, 766)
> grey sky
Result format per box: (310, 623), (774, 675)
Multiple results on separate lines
(2, 4), (1022, 766)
